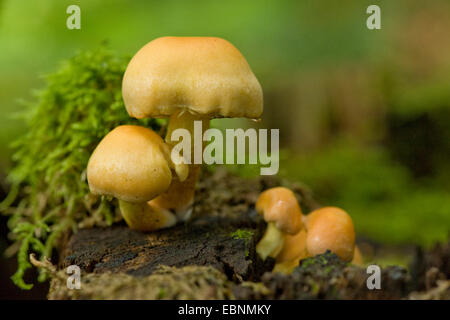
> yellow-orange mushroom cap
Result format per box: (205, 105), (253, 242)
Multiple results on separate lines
(122, 37), (263, 221)
(122, 36), (263, 120)
(255, 187), (304, 261)
(87, 125), (187, 202)
(87, 125), (188, 231)
(256, 187), (303, 235)
(305, 207), (356, 262)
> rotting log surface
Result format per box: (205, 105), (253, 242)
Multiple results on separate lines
(62, 213), (272, 281)
(59, 168), (315, 282)
(234, 252), (413, 299)
(48, 169), (449, 299)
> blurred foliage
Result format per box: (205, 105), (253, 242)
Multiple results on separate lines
(377, 3), (450, 186)
(281, 141), (450, 247)
(0, 47), (161, 289)
(0, 0), (393, 161)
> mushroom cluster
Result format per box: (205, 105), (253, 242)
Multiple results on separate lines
(122, 36), (262, 222)
(255, 187), (363, 273)
(87, 37), (262, 231)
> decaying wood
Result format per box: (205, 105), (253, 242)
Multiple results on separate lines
(61, 213), (271, 281)
(47, 169), (448, 300)
(59, 169), (315, 281)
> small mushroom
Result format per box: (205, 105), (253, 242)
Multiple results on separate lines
(87, 125), (188, 231)
(305, 207), (356, 262)
(122, 37), (263, 221)
(255, 187), (304, 260)
(272, 229), (308, 274)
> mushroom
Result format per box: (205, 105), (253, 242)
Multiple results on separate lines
(87, 125), (188, 231)
(122, 37), (263, 221)
(272, 229), (308, 274)
(255, 187), (304, 260)
(351, 245), (363, 265)
(274, 206), (359, 273)
(305, 207), (356, 262)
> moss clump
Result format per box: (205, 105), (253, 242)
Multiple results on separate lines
(47, 265), (234, 300)
(298, 251), (345, 271)
(0, 47), (162, 289)
(229, 229), (254, 240)
(230, 230), (254, 259)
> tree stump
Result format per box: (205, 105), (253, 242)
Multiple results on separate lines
(61, 212), (271, 282)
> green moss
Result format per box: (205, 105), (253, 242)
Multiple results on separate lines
(47, 265), (234, 300)
(298, 251), (346, 272)
(229, 229), (254, 240)
(300, 259), (312, 268)
(310, 281), (320, 295)
(157, 288), (166, 299)
(0, 46), (162, 289)
(323, 266), (334, 274)
(230, 229), (254, 258)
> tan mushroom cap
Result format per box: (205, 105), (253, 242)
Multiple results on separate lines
(122, 36), (263, 119)
(256, 187), (303, 235)
(87, 125), (173, 203)
(305, 207), (356, 262)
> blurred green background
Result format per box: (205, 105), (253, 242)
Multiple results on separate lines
(0, 0), (449, 296)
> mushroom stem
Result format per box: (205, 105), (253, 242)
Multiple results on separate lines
(273, 258), (303, 274)
(351, 245), (363, 265)
(119, 200), (177, 231)
(273, 229), (308, 274)
(256, 222), (285, 260)
(150, 111), (209, 221)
